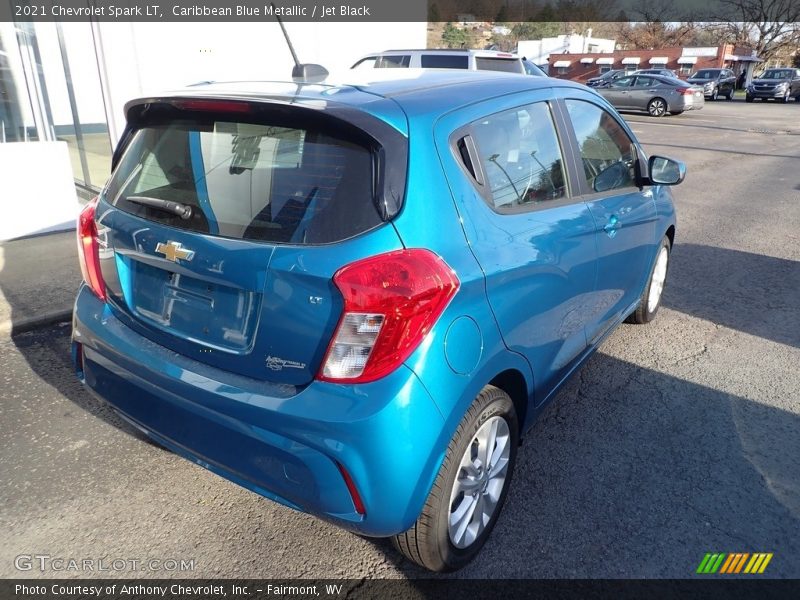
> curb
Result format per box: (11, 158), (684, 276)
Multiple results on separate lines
(0, 308), (73, 338)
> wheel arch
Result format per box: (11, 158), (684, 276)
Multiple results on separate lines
(489, 368), (530, 436)
(665, 224), (675, 248)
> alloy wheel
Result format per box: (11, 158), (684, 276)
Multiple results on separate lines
(448, 416), (511, 549)
(648, 98), (666, 117)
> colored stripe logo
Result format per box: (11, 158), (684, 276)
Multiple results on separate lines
(697, 552), (773, 574)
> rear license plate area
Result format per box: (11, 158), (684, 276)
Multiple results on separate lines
(130, 260), (261, 352)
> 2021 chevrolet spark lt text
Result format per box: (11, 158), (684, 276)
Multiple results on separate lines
(72, 70), (684, 572)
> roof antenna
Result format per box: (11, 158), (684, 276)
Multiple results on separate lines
(272, 3), (329, 83)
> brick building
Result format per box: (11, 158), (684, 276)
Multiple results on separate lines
(548, 44), (763, 85)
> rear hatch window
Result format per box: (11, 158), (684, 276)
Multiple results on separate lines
(475, 57), (521, 73)
(106, 114), (381, 245)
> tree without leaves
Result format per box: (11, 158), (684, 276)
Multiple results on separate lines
(717, 0), (800, 64)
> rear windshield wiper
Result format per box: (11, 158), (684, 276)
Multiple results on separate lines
(125, 196), (193, 220)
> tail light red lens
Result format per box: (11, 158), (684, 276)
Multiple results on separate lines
(77, 197), (106, 301)
(318, 249), (460, 384)
(678, 87), (695, 96)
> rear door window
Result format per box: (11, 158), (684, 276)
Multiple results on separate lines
(106, 118), (381, 244)
(421, 54), (469, 69)
(469, 102), (568, 211)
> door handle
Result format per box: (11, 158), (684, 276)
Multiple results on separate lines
(604, 215), (620, 238)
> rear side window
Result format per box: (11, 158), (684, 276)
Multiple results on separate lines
(106, 119), (381, 244)
(421, 54), (469, 69)
(475, 57), (521, 73)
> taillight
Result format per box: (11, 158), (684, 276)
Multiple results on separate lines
(678, 87), (694, 96)
(77, 197), (106, 301)
(317, 249), (459, 384)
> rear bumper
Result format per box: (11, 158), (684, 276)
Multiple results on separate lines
(670, 97), (703, 112)
(72, 286), (447, 537)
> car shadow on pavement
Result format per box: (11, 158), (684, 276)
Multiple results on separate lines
(11, 325), (158, 446)
(369, 350), (800, 579)
(663, 243), (800, 349)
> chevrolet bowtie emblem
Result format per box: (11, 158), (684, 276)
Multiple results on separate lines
(155, 241), (195, 262)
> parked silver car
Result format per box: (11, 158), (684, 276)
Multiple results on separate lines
(597, 74), (704, 117)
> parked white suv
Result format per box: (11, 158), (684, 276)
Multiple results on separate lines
(351, 49), (547, 77)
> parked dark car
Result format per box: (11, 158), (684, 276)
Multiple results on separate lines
(586, 69), (626, 87)
(686, 68), (736, 100)
(746, 68), (800, 103)
(72, 70), (684, 573)
(633, 68), (678, 78)
(597, 74), (704, 116)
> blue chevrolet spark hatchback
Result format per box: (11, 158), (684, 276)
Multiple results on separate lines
(73, 70), (683, 572)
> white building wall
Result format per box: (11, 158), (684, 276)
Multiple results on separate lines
(518, 34), (615, 65)
(95, 22), (426, 144)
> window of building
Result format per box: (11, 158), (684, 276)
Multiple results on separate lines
(0, 22), (112, 191)
(469, 102), (567, 211)
(557, 66), (569, 75)
(564, 99), (637, 194)
(679, 64), (693, 75)
(599, 65), (611, 74)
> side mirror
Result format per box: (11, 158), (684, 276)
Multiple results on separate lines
(648, 155), (686, 185)
(292, 63), (329, 83)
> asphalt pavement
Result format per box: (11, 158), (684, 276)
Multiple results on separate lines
(0, 232), (79, 337)
(1, 98), (798, 579)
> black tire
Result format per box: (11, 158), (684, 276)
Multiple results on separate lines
(392, 385), (519, 572)
(647, 97), (667, 117)
(745, 95), (754, 103)
(626, 235), (671, 325)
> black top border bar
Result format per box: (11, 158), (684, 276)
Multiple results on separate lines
(2, 0), (796, 22)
